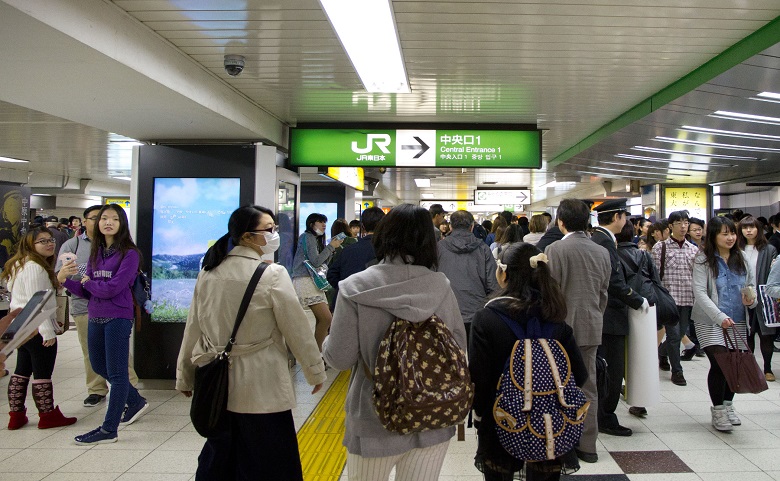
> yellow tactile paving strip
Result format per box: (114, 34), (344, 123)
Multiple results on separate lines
(298, 370), (350, 481)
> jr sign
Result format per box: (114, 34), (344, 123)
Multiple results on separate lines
(290, 127), (541, 168)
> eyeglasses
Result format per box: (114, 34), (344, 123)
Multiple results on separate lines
(35, 239), (56, 245)
(672, 221), (690, 227)
(85, 216), (98, 221)
(249, 226), (278, 234)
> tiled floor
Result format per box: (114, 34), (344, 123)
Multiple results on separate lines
(1, 328), (779, 480)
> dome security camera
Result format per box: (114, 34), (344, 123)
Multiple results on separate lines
(224, 54), (245, 77)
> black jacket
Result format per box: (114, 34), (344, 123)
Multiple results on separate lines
(469, 298), (587, 469)
(591, 227), (644, 335)
(535, 225), (564, 252)
(617, 241), (661, 303)
(326, 235), (377, 299)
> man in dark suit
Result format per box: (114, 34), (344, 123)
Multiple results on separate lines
(591, 199), (649, 438)
(768, 213), (780, 254)
(545, 199), (611, 463)
(327, 207), (385, 304)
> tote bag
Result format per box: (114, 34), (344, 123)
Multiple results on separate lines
(713, 327), (768, 394)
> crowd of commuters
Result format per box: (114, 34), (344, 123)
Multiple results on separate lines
(3, 199), (780, 481)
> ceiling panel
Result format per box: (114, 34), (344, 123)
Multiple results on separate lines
(0, 0), (778, 208)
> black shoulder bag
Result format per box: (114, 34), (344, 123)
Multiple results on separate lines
(190, 262), (268, 438)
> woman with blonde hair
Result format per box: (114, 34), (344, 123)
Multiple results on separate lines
(1, 227), (77, 430)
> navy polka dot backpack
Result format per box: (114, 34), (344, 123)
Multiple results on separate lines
(490, 309), (590, 461)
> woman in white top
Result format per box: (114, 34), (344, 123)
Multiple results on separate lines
(737, 216), (777, 381)
(0, 227), (76, 430)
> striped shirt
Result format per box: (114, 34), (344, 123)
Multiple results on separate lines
(652, 237), (698, 306)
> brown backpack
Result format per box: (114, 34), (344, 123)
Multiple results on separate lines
(363, 315), (474, 434)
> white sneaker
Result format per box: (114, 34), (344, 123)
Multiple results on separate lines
(711, 405), (733, 432)
(723, 400), (741, 425)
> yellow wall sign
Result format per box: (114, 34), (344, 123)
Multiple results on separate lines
(104, 198), (131, 210)
(325, 167), (365, 191)
(664, 187), (708, 220)
(362, 200), (375, 209)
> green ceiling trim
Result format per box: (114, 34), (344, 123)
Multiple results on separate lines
(548, 14), (780, 168)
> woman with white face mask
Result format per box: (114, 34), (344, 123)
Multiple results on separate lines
(177, 205), (325, 480)
(291, 213), (343, 351)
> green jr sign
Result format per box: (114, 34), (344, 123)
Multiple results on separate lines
(289, 127), (541, 168)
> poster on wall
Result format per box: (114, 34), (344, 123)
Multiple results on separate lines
(151, 178), (240, 322)
(0, 184), (30, 269)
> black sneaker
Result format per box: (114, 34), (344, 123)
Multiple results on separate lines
(599, 424), (633, 436)
(695, 347), (706, 357)
(659, 356), (671, 371)
(628, 406), (648, 417)
(680, 348), (695, 361)
(83, 394), (106, 407)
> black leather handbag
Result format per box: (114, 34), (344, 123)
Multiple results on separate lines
(190, 263), (267, 438)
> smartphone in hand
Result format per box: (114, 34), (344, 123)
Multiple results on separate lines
(333, 232), (347, 241)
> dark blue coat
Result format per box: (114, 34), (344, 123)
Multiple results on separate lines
(326, 235), (378, 301)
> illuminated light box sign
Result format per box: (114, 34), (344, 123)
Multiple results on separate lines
(664, 186), (709, 220)
(290, 127), (541, 168)
(474, 189), (530, 205)
(320, 167), (365, 191)
(419, 201), (524, 212)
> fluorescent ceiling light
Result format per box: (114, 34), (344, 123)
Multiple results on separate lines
(710, 110), (780, 126)
(679, 126), (780, 142)
(0, 156), (29, 163)
(614, 153), (736, 168)
(632, 146), (758, 161)
(31, 193), (52, 196)
(113, 176), (132, 181)
(421, 193), (434, 199)
(414, 178), (431, 188)
(598, 160), (706, 173)
(757, 92), (780, 100)
(573, 165), (687, 177)
(576, 170), (672, 181)
(653, 136), (780, 153)
(319, 0), (410, 93)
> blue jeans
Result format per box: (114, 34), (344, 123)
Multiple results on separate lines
(88, 318), (142, 433)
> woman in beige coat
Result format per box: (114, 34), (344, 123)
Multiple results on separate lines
(177, 205), (326, 481)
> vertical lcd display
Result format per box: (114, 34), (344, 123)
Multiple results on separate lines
(151, 178), (240, 322)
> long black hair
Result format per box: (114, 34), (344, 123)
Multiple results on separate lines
(304, 213), (327, 252)
(699, 216), (745, 277)
(202, 205), (276, 271)
(90, 204), (142, 270)
(494, 242), (567, 323)
(373, 204), (438, 269)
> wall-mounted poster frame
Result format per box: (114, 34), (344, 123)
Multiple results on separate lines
(661, 184), (712, 221)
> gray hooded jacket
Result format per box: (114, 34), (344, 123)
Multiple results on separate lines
(322, 257), (467, 457)
(437, 229), (499, 324)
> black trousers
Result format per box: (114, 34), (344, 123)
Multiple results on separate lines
(196, 410), (303, 481)
(14, 333), (57, 379)
(598, 333), (625, 429)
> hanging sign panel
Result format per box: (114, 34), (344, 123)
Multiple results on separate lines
(290, 127), (541, 168)
(474, 189), (530, 205)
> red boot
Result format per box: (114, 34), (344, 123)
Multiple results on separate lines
(32, 380), (77, 429)
(37, 406), (77, 429)
(8, 409), (28, 430)
(7, 374), (30, 430)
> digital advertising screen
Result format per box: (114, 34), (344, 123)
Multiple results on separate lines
(298, 202), (339, 240)
(151, 178), (240, 322)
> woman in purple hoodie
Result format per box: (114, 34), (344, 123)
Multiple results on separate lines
(61, 204), (148, 445)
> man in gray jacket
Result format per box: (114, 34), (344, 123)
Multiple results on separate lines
(545, 199), (611, 464)
(437, 210), (499, 337)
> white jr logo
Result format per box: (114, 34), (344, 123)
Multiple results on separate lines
(352, 134), (391, 154)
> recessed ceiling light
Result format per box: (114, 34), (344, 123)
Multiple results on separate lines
(414, 178), (431, 188)
(319, 0), (410, 93)
(679, 126), (780, 142)
(0, 156), (29, 163)
(710, 110), (780, 126)
(653, 136), (780, 153)
(632, 146), (758, 161)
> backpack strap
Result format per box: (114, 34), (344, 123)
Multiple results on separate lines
(489, 306), (553, 340)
